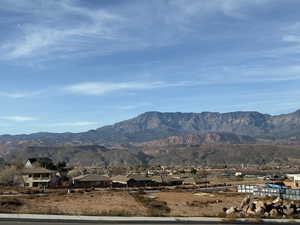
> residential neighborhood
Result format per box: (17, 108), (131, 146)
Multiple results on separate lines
(19, 157), (212, 189)
(9, 157), (300, 193)
(1, 157), (300, 218)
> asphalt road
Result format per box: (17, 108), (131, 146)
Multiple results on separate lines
(0, 220), (299, 225)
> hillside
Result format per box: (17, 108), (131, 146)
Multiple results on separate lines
(0, 109), (300, 167)
(5, 145), (151, 167)
(134, 132), (256, 147)
(4, 143), (300, 167)
(1, 109), (300, 146)
(142, 144), (300, 167)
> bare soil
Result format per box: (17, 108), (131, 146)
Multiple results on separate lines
(145, 191), (245, 217)
(0, 189), (245, 217)
(1, 190), (147, 216)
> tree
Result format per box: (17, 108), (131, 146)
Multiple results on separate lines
(67, 167), (84, 178)
(0, 166), (19, 186)
(190, 167), (197, 175)
(56, 161), (67, 173)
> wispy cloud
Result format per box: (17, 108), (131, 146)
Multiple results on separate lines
(63, 81), (195, 96)
(0, 91), (42, 98)
(0, 0), (126, 61)
(0, 116), (37, 122)
(0, 0), (275, 63)
(170, 0), (271, 19)
(282, 35), (300, 43)
(51, 121), (100, 127)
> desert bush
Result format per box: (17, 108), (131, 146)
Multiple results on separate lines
(187, 200), (222, 207)
(0, 198), (22, 207)
(132, 194), (170, 216)
(0, 198), (23, 213)
(148, 200), (170, 216)
(0, 166), (20, 186)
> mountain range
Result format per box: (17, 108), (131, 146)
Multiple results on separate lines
(2, 109), (300, 144)
(1, 109), (300, 166)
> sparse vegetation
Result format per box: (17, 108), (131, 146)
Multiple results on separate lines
(0, 166), (20, 186)
(0, 198), (23, 213)
(131, 193), (171, 216)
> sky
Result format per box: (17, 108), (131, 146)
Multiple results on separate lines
(1, 0), (300, 134)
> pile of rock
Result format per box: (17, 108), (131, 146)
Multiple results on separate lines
(225, 196), (300, 218)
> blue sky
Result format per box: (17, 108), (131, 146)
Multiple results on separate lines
(1, 0), (300, 134)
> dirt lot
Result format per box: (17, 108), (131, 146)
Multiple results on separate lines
(0, 189), (245, 217)
(144, 191), (245, 217)
(0, 190), (147, 216)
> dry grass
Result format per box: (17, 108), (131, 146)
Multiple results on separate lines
(0, 198), (23, 213)
(14, 190), (147, 216)
(145, 191), (244, 217)
(132, 193), (171, 216)
(0, 189), (246, 217)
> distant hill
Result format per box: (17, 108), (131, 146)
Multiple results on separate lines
(1, 109), (300, 146)
(141, 144), (300, 167)
(4, 143), (300, 167)
(5, 145), (152, 167)
(134, 132), (256, 147)
(1, 109), (300, 167)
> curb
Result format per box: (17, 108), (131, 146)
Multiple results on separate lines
(0, 214), (299, 223)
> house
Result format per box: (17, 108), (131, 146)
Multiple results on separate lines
(162, 176), (183, 186)
(72, 174), (112, 188)
(182, 176), (202, 185)
(127, 175), (157, 187)
(25, 158), (53, 169)
(22, 168), (55, 188)
(150, 175), (163, 184)
(286, 174), (300, 188)
(111, 175), (129, 187)
(151, 175), (183, 186)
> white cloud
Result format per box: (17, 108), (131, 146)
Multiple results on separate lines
(282, 35), (300, 43)
(0, 0), (274, 62)
(0, 0), (126, 60)
(171, 0), (271, 19)
(0, 116), (37, 122)
(63, 81), (195, 96)
(51, 121), (100, 127)
(0, 91), (42, 98)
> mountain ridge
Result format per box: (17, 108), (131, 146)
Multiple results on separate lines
(1, 109), (300, 166)
(1, 109), (300, 146)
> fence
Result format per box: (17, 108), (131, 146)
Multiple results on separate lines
(237, 185), (300, 201)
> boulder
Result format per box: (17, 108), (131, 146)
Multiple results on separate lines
(270, 208), (280, 217)
(249, 202), (256, 211)
(272, 197), (283, 204)
(273, 202), (282, 208)
(226, 206), (236, 215)
(255, 200), (266, 210)
(255, 206), (266, 216)
(246, 203), (256, 216)
(283, 207), (295, 216)
(242, 205), (249, 213)
(295, 203), (300, 209)
(240, 196), (251, 209)
(224, 195), (300, 219)
(286, 203), (295, 210)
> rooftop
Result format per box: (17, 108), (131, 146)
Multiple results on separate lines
(73, 174), (111, 182)
(22, 167), (55, 174)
